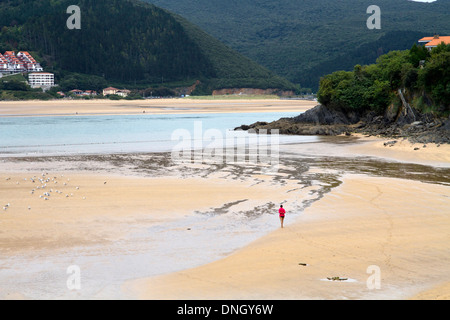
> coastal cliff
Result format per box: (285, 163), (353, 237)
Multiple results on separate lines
(236, 43), (450, 144)
(235, 103), (450, 144)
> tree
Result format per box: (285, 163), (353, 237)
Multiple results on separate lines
(409, 43), (429, 67)
(376, 50), (410, 89)
(419, 45), (450, 110)
(1, 79), (29, 91)
(58, 73), (107, 92)
(317, 71), (352, 109)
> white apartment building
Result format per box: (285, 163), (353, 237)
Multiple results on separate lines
(28, 72), (55, 89)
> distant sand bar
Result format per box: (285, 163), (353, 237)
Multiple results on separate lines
(0, 99), (316, 117)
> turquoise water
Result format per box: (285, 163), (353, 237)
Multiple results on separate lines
(0, 112), (317, 157)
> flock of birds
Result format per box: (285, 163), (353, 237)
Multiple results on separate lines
(2, 173), (92, 212)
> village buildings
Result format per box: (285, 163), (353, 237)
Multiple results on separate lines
(0, 51), (43, 73)
(0, 51), (56, 90)
(1, 51), (129, 96)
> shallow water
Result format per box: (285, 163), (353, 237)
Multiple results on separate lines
(0, 112), (316, 157)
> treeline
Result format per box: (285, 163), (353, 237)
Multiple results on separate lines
(146, 0), (450, 91)
(0, 0), (213, 83)
(0, 0), (296, 94)
(295, 31), (430, 93)
(0, 74), (55, 100)
(317, 43), (450, 116)
(191, 78), (298, 96)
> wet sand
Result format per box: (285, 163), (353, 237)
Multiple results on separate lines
(0, 99), (316, 117)
(0, 168), (319, 299)
(127, 175), (450, 300)
(121, 138), (450, 300)
(1, 139), (449, 300)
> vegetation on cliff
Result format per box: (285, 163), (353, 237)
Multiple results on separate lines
(317, 43), (450, 116)
(236, 44), (450, 144)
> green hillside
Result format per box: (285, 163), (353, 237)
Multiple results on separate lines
(146, 0), (450, 91)
(0, 0), (295, 94)
(318, 43), (450, 115)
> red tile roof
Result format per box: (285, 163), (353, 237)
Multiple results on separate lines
(419, 35), (450, 48)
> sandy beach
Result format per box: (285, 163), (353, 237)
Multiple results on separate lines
(0, 99), (316, 117)
(347, 134), (450, 168)
(0, 99), (449, 300)
(126, 174), (449, 300)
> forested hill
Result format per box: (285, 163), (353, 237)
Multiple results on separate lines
(146, 0), (450, 91)
(0, 0), (294, 93)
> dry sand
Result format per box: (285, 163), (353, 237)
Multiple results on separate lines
(347, 134), (450, 168)
(0, 99), (316, 117)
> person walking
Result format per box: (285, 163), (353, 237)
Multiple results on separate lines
(279, 205), (286, 228)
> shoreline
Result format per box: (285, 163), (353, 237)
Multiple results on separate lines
(0, 100), (449, 300)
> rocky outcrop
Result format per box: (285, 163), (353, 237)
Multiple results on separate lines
(235, 104), (450, 144)
(235, 104), (355, 136)
(354, 111), (450, 144)
(291, 104), (360, 125)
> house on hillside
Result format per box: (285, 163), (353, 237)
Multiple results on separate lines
(0, 51), (43, 74)
(0, 54), (8, 72)
(17, 52), (43, 72)
(418, 35), (450, 50)
(3, 51), (25, 72)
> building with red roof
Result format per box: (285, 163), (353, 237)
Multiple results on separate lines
(418, 35), (450, 50)
(17, 51), (43, 72)
(0, 53), (8, 72)
(0, 51), (43, 74)
(3, 51), (25, 72)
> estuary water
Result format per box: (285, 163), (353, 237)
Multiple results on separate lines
(0, 112), (317, 157)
